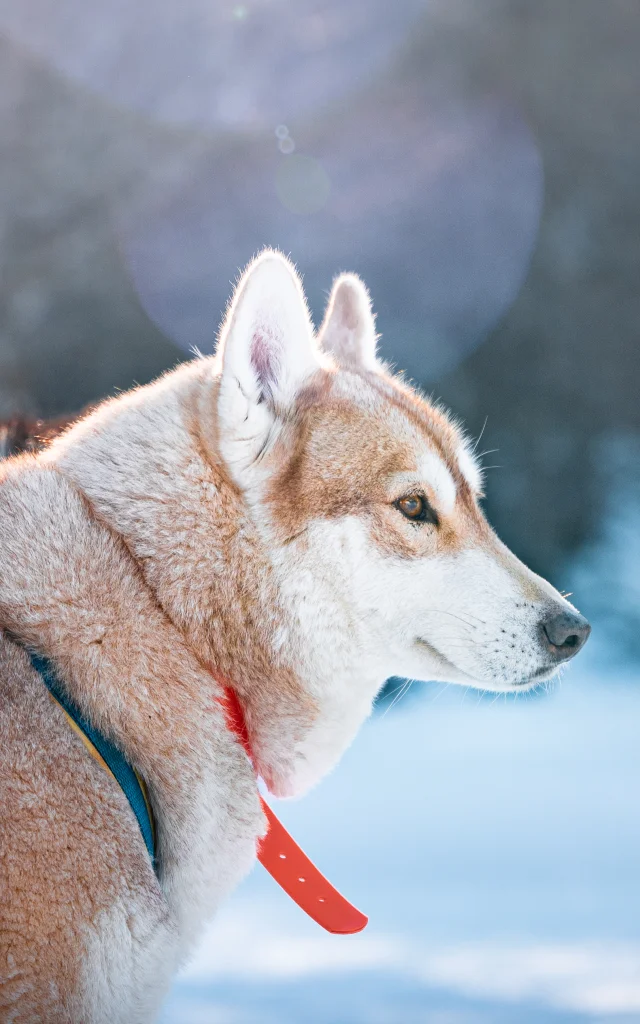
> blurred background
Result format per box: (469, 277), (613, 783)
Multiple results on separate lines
(1, 1), (639, 1021)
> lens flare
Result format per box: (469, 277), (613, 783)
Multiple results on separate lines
(117, 91), (542, 380)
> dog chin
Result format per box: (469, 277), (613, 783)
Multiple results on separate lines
(433, 668), (557, 694)
(260, 760), (313, 800)
(262, 745), (343, 799)
(262, 774), (298, 799)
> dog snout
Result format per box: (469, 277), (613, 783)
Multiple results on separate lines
(540, 609), (591, 661)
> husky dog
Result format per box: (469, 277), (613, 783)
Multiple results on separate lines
(0, 251), (589, 1022)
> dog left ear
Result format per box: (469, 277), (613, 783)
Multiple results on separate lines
(216, 251), (321, 470)
(318, 273), (379, 371)
(218, 250), (319, 408)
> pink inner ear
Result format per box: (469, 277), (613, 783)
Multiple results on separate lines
(251, 328), (280, 397)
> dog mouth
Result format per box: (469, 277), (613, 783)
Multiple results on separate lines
(414, 637), (474, 681)
(414, 636), (556, 690)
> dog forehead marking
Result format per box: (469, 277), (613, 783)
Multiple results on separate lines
(418, 449), (457, 513)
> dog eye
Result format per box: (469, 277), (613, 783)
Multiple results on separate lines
(395, 494), (438, 526)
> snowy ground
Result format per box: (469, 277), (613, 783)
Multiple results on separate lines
(159, 658), (640, 1024)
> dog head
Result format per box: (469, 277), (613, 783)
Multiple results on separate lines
(215, 251), (590, 794)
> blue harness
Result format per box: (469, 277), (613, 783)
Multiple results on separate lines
(30, 652), (157, 871)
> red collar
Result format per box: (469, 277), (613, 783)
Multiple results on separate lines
(218, 686), (368, 935)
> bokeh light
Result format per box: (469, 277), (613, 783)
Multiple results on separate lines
(118, 91), (542, 379)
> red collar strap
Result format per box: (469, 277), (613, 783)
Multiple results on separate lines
(217, 686), (368, 935)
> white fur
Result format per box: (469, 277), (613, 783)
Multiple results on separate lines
(418, 451), (457, 513)
(457, 439), (484, 493)
(78, 904), (176, 1024)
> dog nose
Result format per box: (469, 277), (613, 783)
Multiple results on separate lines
(541, 610), (591, 660)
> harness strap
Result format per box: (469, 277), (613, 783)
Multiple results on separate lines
(30, 653), (156, 869)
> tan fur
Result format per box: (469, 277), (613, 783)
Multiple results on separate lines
(267, 370), (489, 560)
(0, 250), (588, 1022)
(0, 634), (166, 1022)
(0, 458), (263, 1021)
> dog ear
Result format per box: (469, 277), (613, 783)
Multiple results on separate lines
(216, 251), (321, 468)
(318, 273), (379, 371)
(218, 250), (319, 408)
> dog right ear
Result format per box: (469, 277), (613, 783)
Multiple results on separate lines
(318, 273), (379, 371)
(215, 250), (321, 475)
